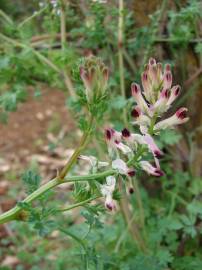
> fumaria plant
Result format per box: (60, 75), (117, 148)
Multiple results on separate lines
(0, 56), (189, 252)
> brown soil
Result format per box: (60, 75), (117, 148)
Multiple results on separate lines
(0, 86), (75, 157)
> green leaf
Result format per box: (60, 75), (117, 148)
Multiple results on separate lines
(156, 249), (174, 267)
(111, 95), (127, 110)
(21, 170), (41, 195)
(159, 129), (182, 145)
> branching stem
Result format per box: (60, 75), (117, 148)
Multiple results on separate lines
(0, 169), (116, 225)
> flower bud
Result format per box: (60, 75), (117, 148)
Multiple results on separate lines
(80, 56), (109, 103)
(152, 89), (170, 114)
(131, 83), (150, 115)
(163, 71), (172, 90)
(141, 71), (153, 102)
(167, 85), (181, 106)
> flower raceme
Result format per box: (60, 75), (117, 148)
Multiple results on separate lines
(80, 56), (109, 103)
(80, 58), (189, 211)
(131, 58), (189, 132)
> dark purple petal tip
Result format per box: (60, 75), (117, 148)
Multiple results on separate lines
(105, 128), (115, 140)
(176, 108), (187, 119)
(122, 128), (131, 138)
(131, 83), (139, 94)
(128, 170), (136, 177)
(106, 203), (113, 211)
(154, 150), (163, 159)
(131, 108), (140, 118)
(175, 86), (180, 96)
(129, 187), (134, 194)
(155, 169), (164, 177)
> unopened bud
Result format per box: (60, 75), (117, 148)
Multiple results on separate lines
(80, 56), (109, 103)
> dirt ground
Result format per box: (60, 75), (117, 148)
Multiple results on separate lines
(0, 85), (77, 212)
(0, 86), (75, 156)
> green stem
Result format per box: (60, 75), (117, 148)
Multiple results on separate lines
(133, 179), (145, 232)
(127, 145), (146, 166)
(0, 9), (13, 25)
(0, 169), (116, 225)
(0, 178), (58, 224)
(166, 190), (188, 207)
(122, 48), (136, 74)
(18, 5), (48, 28)
(60, 0), (67, 51)
(118, 0), (127, 125)
(118, 178), (147, 252)
(154, 37), (202, 44)
(59, 196), (100, 212)
(148, 113), (158, 135)
(142, 0), (168, 66)
(59, 116), (94, 179)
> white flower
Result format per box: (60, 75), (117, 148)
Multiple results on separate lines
(105, 128), (132, 155)
(140, 161), (164, 177)
(79, 155), (109, 168)
(112, 159), (135, 177)
(143, 134), (163, 158)
(154, 108), (189, 130)
(101, 176), (116, 211)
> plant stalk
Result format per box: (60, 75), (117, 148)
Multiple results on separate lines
(60, 0), (67, 50)
(118, 0), (127, 125)
(118, 178), (146, 252)
(59, 196), (100, 212)
(0, 169), (116, 225)
(59, 115), (94, 179)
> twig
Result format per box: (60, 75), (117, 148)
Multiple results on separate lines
(0, 9), (13, 25)
(118, 178), (146, 252)
(154, 37), (202, 44)
(115, 214), (135, 252)
(60, 0), (67, 50)
(118, 0), (127, 125)
(122, 48), (136, 74)
(142, 0), (168, 66)
(31, 33), (68, 43)
(184, 67), (202, 87)
(133, 179), (145, 231)
(18, 5), (48, 28)
(59, 0), (76, 98)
